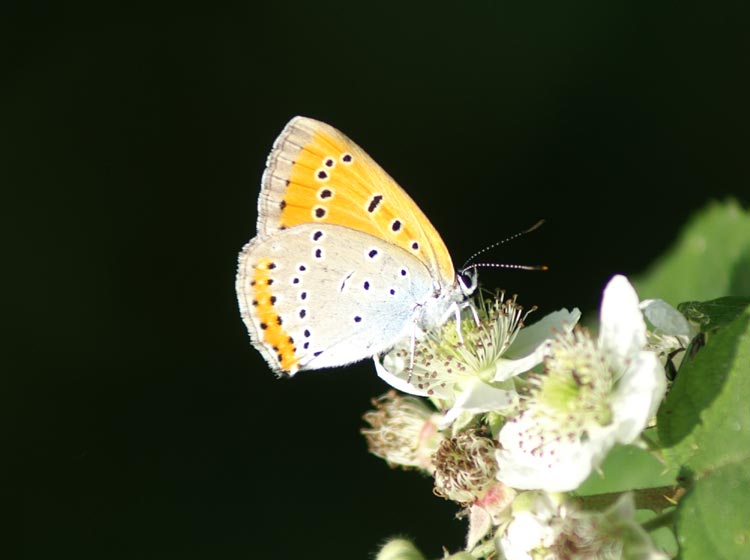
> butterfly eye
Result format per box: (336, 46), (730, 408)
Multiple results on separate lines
(458, 268), (478, 296)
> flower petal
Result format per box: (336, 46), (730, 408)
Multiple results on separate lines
(496, 415), (607, 492)
(499, 507), (556, 559)
(505, 308), (581, 360)
(373, 355), (432, 397)
(441, 377), (516, 427)
(610, 351), (666, 443)
(493, 354), (547, 382)
(598, 276), (646, 372)
(493, 308), (581, 382)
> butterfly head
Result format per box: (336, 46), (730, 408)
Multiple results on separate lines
(457, 266), (478, 297)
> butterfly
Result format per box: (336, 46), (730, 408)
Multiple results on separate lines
(236, 117), (476, 375)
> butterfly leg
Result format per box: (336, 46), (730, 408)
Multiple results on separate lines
(451, 303), (465, 344)
(408, 322), (419, 380)
(462, 298), (480, 325)
(448, 299), (480, 345)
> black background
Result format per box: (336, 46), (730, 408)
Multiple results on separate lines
(6, 2), (749, 558)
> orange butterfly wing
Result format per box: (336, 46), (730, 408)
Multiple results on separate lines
(256, 116), (456, 288)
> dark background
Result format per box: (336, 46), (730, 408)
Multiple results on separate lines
(6, 2), (748, 558)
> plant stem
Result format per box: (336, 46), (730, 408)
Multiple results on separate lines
(576, 485), (684, 513)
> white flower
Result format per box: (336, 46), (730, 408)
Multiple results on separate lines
(497, 492), (563, 560)
(361, 391), (443, 472)
(497, 492), (668, 560)
(433, 429), (500, 505)
(431, 429), (516, 550)
(495, 275), (667, 492)
(465, 481), (516, 551)
(375, 293), (580, 427)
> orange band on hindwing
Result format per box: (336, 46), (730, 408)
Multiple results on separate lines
(251, 257), (299, 373)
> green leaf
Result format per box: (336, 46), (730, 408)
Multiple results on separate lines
(681, 312), (750, 474)
(656, 307), (750, 558)
(676, 462), (750, 560)
(658, 305), (750, 467)
(576, 443), (678, 496)
(678, 296), (750, 332)
(635, 199), (750, 306)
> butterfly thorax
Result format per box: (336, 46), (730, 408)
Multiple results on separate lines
(416, 270), (477, 333)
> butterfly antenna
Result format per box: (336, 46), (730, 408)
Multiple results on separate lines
(462, 262), (549, 274)
(461, 219), (546, 270)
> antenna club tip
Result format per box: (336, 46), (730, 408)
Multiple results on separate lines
(540, 265), (550, 271)
(525, 219), (546, 233)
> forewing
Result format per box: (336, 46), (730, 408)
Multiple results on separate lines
(257, 116), (455, 287)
